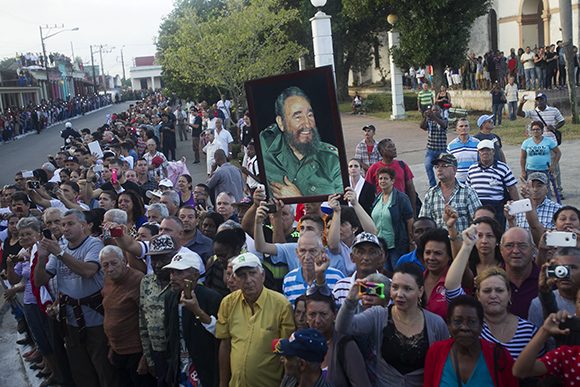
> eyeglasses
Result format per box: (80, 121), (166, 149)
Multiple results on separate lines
(501, 242), (530, 250)
(433, 164), (454, 169)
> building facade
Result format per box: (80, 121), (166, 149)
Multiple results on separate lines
(349, 0), (580, 86)
(129, 56), (163, 91)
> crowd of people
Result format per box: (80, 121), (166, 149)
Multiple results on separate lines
(0, 88), (578, 387)
(407, 42), (580, 92)
(0, 94), (112, 142)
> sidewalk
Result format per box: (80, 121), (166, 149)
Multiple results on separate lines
(340, 112), (580, 208)
(0, 104), (113, 144)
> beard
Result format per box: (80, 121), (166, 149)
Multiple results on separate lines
(283, 126), (321, 157)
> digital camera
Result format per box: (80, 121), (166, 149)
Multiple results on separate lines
(546, 265), (572, 280)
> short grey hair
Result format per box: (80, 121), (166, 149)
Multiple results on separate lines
(42, 162), (56, 172)
(104, 209), (128, 225)
(16, 217), (42, 233)
(216, 191), (235, 203)
(218, 219), (243, 233)
(43, 207), (63, 221)
(148, 203), (169, 218)
(161, 191), (180, 207)
(99, 245), (126, 262)
(297, 231), (324, 249)
(364, 273), (392, 294)
(64, 209), (86, 223)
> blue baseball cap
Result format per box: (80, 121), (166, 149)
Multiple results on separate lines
(272, 328), (328, 362)
(477, 114), (494, 128)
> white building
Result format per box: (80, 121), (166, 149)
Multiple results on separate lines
(470, 0), (580, 55)
(349, 0), (580, 86)
(129, 56), (163, 91)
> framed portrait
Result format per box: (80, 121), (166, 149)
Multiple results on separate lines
(245, 66), (349, 204)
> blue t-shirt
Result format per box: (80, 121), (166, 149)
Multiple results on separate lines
(521, 136), (557, 171)
(440, 352), (493, 386)
(396, 250), (424, 271)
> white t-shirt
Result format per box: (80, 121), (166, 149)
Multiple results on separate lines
(215, 129), (233, 153)
(521, 52), (536, 69)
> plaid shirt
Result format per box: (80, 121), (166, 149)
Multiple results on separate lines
(426, 119), (448, 151)
(516, 197), (561, 230)
(354, 139), (381, 166)
(419, 180), (482, 232)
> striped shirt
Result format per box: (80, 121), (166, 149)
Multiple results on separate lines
(283, 267), (345, 304)
(418, 90), (434, 107)
(446, 287), (543, 359)
(447, 136), (480, 182)
(516, 197), (561, 230)
(466, 161), (517, 201)
(524, 106), (565, 127)
(481, 318), (543, 359)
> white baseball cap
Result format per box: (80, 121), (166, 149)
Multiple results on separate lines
(476, 139), (495, 150)
(231, 252), (262, 273)
(163, 251), (203, 271)
(159, 178), (174, 188)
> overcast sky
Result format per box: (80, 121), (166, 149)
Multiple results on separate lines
(0, 0), (175, 77)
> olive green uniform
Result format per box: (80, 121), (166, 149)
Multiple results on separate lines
(259, 124), (343, 196)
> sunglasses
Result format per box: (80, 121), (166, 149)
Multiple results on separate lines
(306, 285), (333, 298)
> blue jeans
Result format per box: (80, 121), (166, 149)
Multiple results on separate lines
(492, 103), (504, 125)
(535, 67), (545, 89)
(424, 149), (444, 187)
(525, 68), (536, 89)
(508, 101), (518, 120)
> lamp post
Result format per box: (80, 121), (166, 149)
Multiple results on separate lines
(387, 14), (406, 120)
(120, 45), (127, 85)
(310, 0), (335, 78)
(39, 25), (79, 100)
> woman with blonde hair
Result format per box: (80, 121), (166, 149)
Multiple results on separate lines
(445, 224), (542, 359)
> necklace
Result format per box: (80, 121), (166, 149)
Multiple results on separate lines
(392, 307), (420, 325)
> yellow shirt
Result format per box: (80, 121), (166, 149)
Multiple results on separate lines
(216, 287), (295, 387)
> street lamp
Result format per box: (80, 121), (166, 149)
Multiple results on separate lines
(387, 14), (406, 120)
(39, 25), (79, 99)
(310, 0), (335, 78)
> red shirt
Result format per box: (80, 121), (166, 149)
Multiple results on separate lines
(424, 268), (449, 321)
(424, 338), (518, 387)
(365, 159), (414, 194)
(508, 57), (517, 71)
(540, 345), (580, 386)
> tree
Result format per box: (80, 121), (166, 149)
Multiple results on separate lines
(389, 0), (491, 89)
(157, 0), (306, 112)
(295, 0), (390, 100)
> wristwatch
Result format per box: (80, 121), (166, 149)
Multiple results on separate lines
(56, 249), (65, 259)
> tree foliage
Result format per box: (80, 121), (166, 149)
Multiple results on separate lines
(293, 0), (390, 99)
(389, 0), (491, 88)
(157, 0), (306, 108)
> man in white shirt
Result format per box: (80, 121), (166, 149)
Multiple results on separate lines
(520, 47), (537, 90)
(214, 118), (233, 156)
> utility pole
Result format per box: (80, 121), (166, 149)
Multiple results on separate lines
(39, 25), (49, 99)
(90, 45), (97, 93)
(559, 0), (578, 123)
(120, 46), (126, 84)
(99, 45), (106, 91)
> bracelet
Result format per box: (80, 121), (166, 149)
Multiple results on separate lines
(448, 235), (462, 241)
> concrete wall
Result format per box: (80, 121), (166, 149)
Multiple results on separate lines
(447, 89), (537, 112)
(448, 87), (577, 114)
